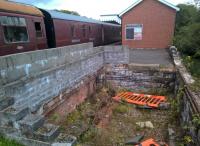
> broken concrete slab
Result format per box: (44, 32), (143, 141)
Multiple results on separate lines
(168, 128), (175, 137)
(136, 121), (154, 129)
(136, 102), (171, 110)
(125, 134), (144, 145)
(136, 105), (153, 109)
(34, 123), (60, 142)
(52, 135), (77, 146)
(19, 114), (44, 135)
(168, 126), (176, 146)
(0, 107), (29, 126)
(0, 97), (14, 111)
(159, 102), (171, 110)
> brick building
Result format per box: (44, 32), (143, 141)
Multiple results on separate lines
(120, 0), (180, 49)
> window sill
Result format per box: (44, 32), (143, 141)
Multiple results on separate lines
(4, 41), (30, 44)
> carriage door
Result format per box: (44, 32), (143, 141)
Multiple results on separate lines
(34, 22), (43, 49)
(101, 25), (104, 44)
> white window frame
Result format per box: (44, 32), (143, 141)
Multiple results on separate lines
(0, 16), (30, 44)
(125, 24), (143, 40)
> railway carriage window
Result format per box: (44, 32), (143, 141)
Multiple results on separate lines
(0, 16), (28, 43)
(89, 26), (91, 34)
(126, 24), (143, 40)
(82, 25), (86, 37)
(71, 25), (76, 37)
(34, 22), (43, 38)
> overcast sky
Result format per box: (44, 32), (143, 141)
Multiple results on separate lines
(11, 0), (194, 19)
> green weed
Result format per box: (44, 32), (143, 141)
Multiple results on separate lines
(113, 104), (129, 115)
(0, 136), (24, 146)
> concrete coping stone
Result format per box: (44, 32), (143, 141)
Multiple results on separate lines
(0, 42), (94, 69)
(128, 63), (175, 72)
(169, 46), (195, 84)
(1, 49), (103, 88)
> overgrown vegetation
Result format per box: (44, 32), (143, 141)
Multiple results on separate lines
(192, 114), (200, 129)
(174, 4), (200, 79)
(168, 87), (184, 124)
(0, 136), (24, 146)
(190, 77), (200, 92)
(183, 56), (200, 78)
(47, 85), (181, 146)
(113, 103), (129, 115)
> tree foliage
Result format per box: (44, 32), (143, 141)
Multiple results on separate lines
(174, 4), (200, 57)
(174, 4), (200, 78)
(54, 9), (80, 16)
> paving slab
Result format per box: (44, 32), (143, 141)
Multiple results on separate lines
(129, 49), (173, 66)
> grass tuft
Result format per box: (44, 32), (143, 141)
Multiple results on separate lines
(0, 136), (24, 146)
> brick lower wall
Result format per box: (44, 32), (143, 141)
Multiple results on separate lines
(47, 74), (97, 117)
(99, 64), (176, 92)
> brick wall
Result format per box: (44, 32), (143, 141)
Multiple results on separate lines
(48, 75), (97, 117)
(100, 64), (176, 92)
(122, 0), (177, 49)
(102, 45), (176, 92)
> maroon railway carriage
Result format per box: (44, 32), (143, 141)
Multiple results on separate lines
(103, 24), (121, 45)
(0, 0), (47, 56)
(0, 1), (121, 56)
(41, 10), (121, 48)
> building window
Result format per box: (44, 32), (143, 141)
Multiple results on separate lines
(0, 16), (28, 43)
(89, 26), (91, 34)
(82, 25), (86, 37)
(71, 25), (76, 37)
(34, 22), (43, 38)
(126, 24), (143, 40)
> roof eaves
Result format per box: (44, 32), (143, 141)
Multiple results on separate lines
(119, 0), (142, 17)
(119, 0), (180, 17)
(158, 0), (180, 11)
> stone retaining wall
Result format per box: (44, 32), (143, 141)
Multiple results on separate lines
(104, 45), (129, 64)
(99, 63), (176, 92)
(170, 46), (200, 145)
(0, 43), (104, 113)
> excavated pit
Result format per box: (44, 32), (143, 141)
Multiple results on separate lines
(1, 44), (198, 146)
(46, 82), (182, 146)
